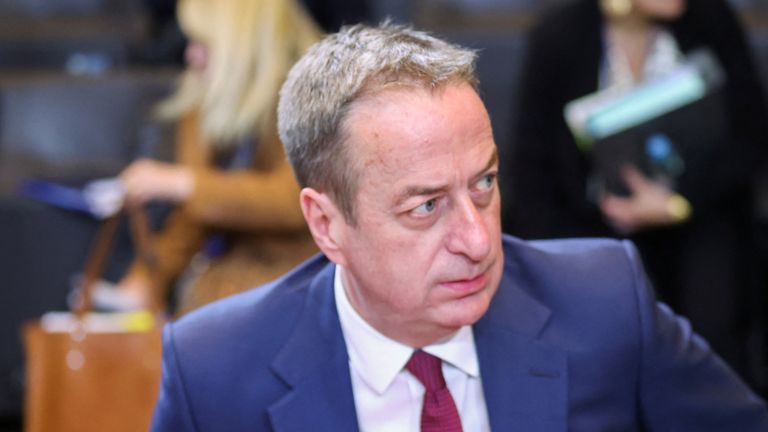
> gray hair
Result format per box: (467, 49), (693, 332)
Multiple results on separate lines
(277, 22), (478, 224)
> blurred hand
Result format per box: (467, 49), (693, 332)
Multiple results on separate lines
(600, 166), (688, 234)
(113, 271), (155, 311)
(119, 159), (194, 206)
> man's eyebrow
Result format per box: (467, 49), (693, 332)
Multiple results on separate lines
(397, 185), (448, 204)
(394, 148), (499, 206)
(469, 147), (499, 184)
(479, 148), (499, 177)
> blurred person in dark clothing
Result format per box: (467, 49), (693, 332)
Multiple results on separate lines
(505, 0), (768, 385)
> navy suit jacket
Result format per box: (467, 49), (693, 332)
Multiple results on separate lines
(151, 236), (768, 431)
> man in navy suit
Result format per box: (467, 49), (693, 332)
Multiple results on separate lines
(151, 23), (768, 431)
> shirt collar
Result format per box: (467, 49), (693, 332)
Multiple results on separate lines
(334, 265), (480, 395)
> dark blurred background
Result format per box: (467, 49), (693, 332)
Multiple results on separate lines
(1, 1), (768, 430)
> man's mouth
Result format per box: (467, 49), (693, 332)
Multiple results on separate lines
(440, 272), (488, 295)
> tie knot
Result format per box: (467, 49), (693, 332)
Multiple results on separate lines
(405, 350), (446, 392)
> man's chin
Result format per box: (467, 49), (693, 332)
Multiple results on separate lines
(442, 291), (493, 327)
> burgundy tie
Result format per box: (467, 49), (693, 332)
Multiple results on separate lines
(405, 350), (463, 432)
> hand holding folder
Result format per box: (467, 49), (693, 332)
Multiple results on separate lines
(564, 48), (726, 197)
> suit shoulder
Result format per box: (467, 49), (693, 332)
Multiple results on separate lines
(502, 235), (642, 303)
(504, 235), (632, 262)
(501, 236), (648, 356)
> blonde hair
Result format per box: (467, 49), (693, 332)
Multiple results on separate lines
(158, 0), (321, 146)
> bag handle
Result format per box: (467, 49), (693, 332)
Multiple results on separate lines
(74, 206), (157, 317)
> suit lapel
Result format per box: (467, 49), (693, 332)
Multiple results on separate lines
(475, 254), (567, 431)
(267, 264), (359, 432)
(265, 243), (569, 431)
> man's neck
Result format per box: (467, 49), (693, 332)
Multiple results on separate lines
(337, 265), (460, 348)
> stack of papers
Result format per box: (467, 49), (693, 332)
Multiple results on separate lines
(39, 310), (156, 333)
(563, 49), (726, 196)
(564, 48), (724, 149)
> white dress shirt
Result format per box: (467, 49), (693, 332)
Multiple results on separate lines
(334, 265), (491, 432)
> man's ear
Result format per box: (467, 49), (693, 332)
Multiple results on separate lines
(299, 188), (348, 266)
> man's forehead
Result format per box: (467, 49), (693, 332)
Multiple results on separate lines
(343, 88), (437, 164)
(345, 82), (487, 145)
(368, 87), (483, 142)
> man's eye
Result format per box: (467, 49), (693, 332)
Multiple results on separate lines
(413, 198), (438, 215)
(477, 173), (496, 191)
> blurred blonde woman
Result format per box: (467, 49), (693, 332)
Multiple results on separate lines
(114, 0), (321, 315)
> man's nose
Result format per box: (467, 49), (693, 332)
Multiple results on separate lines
(446, 196), (491, 262)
